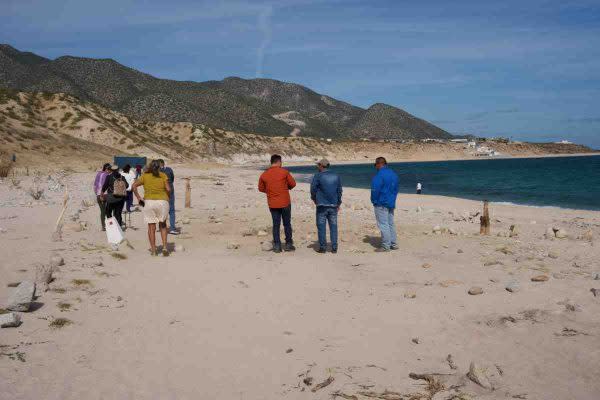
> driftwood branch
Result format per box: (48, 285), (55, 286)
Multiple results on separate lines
(184, 177), (191, 208)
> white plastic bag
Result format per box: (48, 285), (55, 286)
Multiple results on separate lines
(105, 217), (124, 244)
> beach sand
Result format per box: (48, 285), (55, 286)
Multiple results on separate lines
(1, 165), (599, 400)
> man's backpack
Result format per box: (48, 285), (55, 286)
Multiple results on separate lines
(113, 176), (127, 197)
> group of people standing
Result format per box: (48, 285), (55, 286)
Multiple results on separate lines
(258, 154), (401, 253)
(93, 159), (179, 256)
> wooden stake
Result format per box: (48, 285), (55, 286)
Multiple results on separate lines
(480, 200), (490, 235)
(184, 177), (191, 208)
(52, 184), (69, 242)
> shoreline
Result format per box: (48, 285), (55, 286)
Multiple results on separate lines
(284, 152), (600, 167)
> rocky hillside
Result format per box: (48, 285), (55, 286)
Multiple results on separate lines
(0, 44), (451, 140)
(1, 88), (594, 172)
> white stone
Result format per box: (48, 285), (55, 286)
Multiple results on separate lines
(5, 281), (36, 312)
(555, 229), (568, 239)
(505, 281), (520, 293)
(0, 312), (22, 328)
(257, 230), (268, 237)
(467, 362), (492, 389)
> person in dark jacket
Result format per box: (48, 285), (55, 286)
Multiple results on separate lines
(310, 159), (342, 253)
(158, 159), (178, 235)
(101, 165), (127, 228)
(370, 157), (399, 252)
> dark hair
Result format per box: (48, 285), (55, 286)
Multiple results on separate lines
(375, 157), (387, 165)
(157, 159), (165, 166)
(270, 154), (282, 165)
(146, 159), (161, 177)
(122, 164), (131, 173)
(102, 163), (111, 172)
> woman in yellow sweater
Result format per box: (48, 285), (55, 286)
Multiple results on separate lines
(132, 160), (171, 256)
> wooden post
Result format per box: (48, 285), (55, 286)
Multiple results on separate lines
(480, 200), (490, 235)
(184, 178), (191, 208)
(52, 184), (69, 242)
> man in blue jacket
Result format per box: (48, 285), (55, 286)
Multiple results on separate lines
(310, 159), (343, 253)
(371, 157), (399, 252)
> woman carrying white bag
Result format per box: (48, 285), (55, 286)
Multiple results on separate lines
(132, 160), (172, 257)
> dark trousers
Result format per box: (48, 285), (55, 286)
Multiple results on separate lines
(96, 195), (106, 230)
(270, 205), (292, 246)
(316, 206), (338, 250)
(125, 191), (134, 212)
(106, 199), (125, 227)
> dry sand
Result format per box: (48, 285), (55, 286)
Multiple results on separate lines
(1, 165), (599, 400)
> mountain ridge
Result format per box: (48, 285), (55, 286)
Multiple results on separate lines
(0, 44), (451, 140)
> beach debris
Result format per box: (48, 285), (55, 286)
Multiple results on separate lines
(468, 286), (483, 295)
(509, 224), (519, 237)
(467, 362), (492, 389)
(226, 242), (240, 250)
(421, 263), (432, 269)
(257, 230), (268, 237)
(505, 281), (520, 293)
(261, 241), (273, 251)
(286, 348), (293, 354)
(446, 354), (458, 370)
(408, 372), (446, 397)
(332, 392), (358, 400)
(52, 185), (69, 242)
(5, 281), (36, 312)
(311, 376), (334, 392)
(412, 337), (420, 344)
(49, 254), (65, 268)
(0, 312), (22, 328)
(531, 275), (549, 282)
(480, 201), (491, 236)
(457, 249), (464, 253)
(404, 291), (417, 299)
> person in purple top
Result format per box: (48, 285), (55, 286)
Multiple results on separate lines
(93, 163), (111, 231)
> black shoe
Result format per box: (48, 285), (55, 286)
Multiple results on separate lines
(273, 245), (282, 253)
(375, 247), (390, 253)
(284, 243), (296, 252)
(316, 247), (326, 254)
(331, 248), (338, 254)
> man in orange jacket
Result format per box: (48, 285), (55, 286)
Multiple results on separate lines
(258, 154), (297, 253)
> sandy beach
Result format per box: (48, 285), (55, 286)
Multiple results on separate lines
(1, 164), (599, 400)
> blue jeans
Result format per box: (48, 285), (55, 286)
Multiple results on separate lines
(316, 206), (338, 250)
(168, 187), (176, 229)
(270, 205), (292, 246)
(374, 206), (397, 249)
(125, 191), (134, 212)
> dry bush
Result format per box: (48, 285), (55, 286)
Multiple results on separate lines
(0, 159), (12, 178)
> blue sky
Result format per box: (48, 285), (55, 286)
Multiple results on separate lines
(1, 0), (599, 148)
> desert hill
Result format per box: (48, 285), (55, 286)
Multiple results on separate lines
(0, 44), (451, 140)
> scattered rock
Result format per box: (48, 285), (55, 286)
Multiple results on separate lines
(448, 228), (458, 235)
(505, 281), (520, 293)
(261, 241), (273, 251)
(257, 230), (268, 237)
(432, 225), (442, 234)
(457, 249), (464, 254)
(5, 281), (36, 312)
(509, 225), (519, 237)
(555, 229), (568, 239)
(175, 244), (185, 252)
(421, 263), (432, 269)
(467, 362), (492, 389)
(404, 291), (417, 299)
(286, 348), (293, 353)
(545, 227), (555, 239)
(226, 242), (240, 250)
(34, 263), (55, 292)
(581, 229), (594, 242)
(547, 251), (559, 259)
(531, 275), (549, 282)
(181, 218), (191, 225)
(0, 312), (22, 328)
(411, 337), (419, 344)
(446, 354), (458, 370)
(591, 288), (599, 297)
(468, 286), (483, 295)
(592, 272), (600, 280)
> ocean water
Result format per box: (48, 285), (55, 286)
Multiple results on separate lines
(288, 155), (600, 211)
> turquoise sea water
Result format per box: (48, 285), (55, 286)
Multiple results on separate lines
(288, 155), (600, 211)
